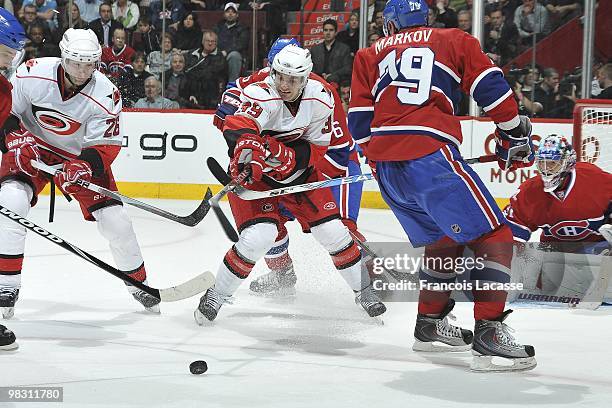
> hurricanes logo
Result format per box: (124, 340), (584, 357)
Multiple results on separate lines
(323, 201), (336, 210)
(31, 105), (81, 136)
(262, 203), (274, 212)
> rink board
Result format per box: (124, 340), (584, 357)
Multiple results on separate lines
(38, 110), (573, 209)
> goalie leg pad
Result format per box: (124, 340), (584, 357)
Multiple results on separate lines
(94, 205), (145, 272)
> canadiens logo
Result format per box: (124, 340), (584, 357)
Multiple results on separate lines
(543, 220), (596, 241)
(31, 105), (81, 136)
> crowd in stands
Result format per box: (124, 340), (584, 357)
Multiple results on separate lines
(0, 0), (608, 116)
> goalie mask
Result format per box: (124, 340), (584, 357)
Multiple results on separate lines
(59, 28), (101, 86)
(536, 135), (576, 192)
(270, 45), (312, 102)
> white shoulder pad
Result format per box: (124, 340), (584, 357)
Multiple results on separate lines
(302, 78), (334, 120)
(89, 71), (122, 115)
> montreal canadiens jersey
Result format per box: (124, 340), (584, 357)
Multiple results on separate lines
(101, 45), (135, 78)
(10, 57), (122, 159)
(235, 68), (358, 178)
(348, 27), (519, 161)
(504, 162), (612, 242)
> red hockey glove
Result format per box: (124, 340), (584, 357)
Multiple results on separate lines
(264, 137), (296, 182)
(230, 134), (268, 186)
(4, 129), (41, 177)
(56, 160), (93, 194)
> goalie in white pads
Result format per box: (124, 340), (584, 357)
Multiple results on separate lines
(0, 28), (160, 319)
(194, 45), (386, 324)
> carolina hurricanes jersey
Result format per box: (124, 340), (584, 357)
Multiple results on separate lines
(10, 57), (123, 160)
(101, 45), (135, 78)
(348, 27), (519, 161)
(504, 163), (612, 242)
(226, 75), (334, 185)
(235, 68), (358, 178)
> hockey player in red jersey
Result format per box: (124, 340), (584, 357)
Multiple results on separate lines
(348, 0), (536, 371)
(214, 38), (369, 297)
(194, 45), (386, 323)
(0, 5), (26, 350)
(505, 135), (612, 245)
(0, 28), (160, 320)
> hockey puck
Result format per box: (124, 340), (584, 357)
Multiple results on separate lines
(189, 360), (208, 375)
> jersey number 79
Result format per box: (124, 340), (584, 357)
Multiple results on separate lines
(377, 47), (434, 105)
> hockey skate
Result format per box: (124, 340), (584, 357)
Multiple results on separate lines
(354, 284), (387, 317)
(0, 324), (17, 351)
(125, 282), (160, 313)
(413, 299), (473, 352)
(470, 310), (536, 372)
(0, 287), (19, 320)
(194, 287), (232, 324)
(249, 268), (297, 297)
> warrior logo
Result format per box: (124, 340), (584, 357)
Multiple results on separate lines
(31, 105), (82, 136)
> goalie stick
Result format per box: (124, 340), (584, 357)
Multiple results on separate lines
(32, 161), (213, 227)
(206, 154), (497, 201)
(0, 204), (215, 302)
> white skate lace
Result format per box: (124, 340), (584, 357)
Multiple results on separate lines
(495, 322), (521, 348)
(436, 313), (462, 338)
(356, 286), (381, 307)
(206, 289), (233, 309)
(0, 287), (17, 298)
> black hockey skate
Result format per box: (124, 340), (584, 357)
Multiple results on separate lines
(125, 282), (160, 313)
(249, 268), (297, 297)
(0, 287), (19, 319)
(471, 310), (536, 372)
(194, 287), (232, 324)
(354, 284), (387, 317)
(0, 324), (17, 351)
(413, 299), (473, 352)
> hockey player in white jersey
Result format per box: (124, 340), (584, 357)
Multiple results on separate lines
(0, 28), (160, 318)
(194, 46), (386, 323)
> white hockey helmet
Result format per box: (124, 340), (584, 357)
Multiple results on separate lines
(270, 45), (312, 101)
(59, 28), (101, 64)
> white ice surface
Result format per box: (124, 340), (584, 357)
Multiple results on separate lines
(1, 197), (611, 408)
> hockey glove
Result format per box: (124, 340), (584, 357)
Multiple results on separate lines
(494, 115), (534, 171)
(264, 137), (297, 182)
(56, 159), (93, 194)
(230, 134), (268, 186)
(213, 88), (242, 131)
(4, 129), (41, 177)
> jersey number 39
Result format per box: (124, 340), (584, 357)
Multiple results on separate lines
(378, 48), (434, 105)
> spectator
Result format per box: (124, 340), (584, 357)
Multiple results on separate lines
(173, 12), (202, 51)
(149, 0), (185, 31)
(484, 7), (519, 66)
(434, 0), (458, 28)
(545, 0), (582, 30)
(21, 0), (58, 32)
(310, 19), (353, 85)
(74, 0), (102, 23)
(19, 4), (49, 38)
(24, 24), (60, 59)
(367, 31), (380, 47)
(337, 12), (359, 55)
(184, 30), (227, 109)
(214, 2), (248, 82)
(117, 51), (152, 107)
(0, 0), (14, 15)
(147, 32), (175, 78)
(427, 7), (445, 28)
(134, 76), (180, 109)
(88, 2), (124, 47)
(457, 0), (473, 13)
(132, 15), (160, 55)
(457, 10), (472, 33)
(370, 9), (384, 36)
(533, 67), (560, 117)
(58, 2), (88, 37)
(339, 81), (351, 114)
(101, 28), (136, 79)
(112, 0), (140, 31)
(596, 64), (612, 100)
(162, 52), (190, 106)
(514, 0), (550, 47)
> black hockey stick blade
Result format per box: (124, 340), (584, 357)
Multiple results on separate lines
(0, 204), (215, 302)
(206, 157), (240, 242)
(32, 161), (212, 227)
(207, 156), (232, 185)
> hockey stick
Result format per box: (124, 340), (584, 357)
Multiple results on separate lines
(207, 154), (497, 201)
(348, 231), (407, 283)
(573, 225), (612, 310)
(0, 204), (215, 302)
(32, 161), (213, 227)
